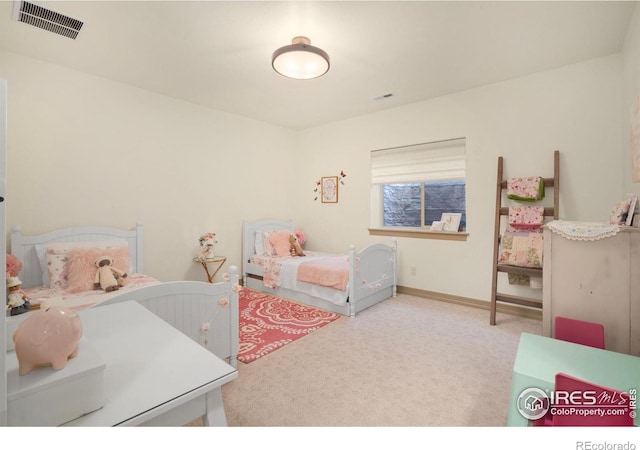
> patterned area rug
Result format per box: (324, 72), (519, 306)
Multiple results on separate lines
(238, 288), (340, 363)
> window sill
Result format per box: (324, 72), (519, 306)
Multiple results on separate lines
(368, 227), (468, 241)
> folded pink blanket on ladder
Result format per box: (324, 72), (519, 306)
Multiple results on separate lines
(297, 256), (349, 291)
(508, 206), (545, 229)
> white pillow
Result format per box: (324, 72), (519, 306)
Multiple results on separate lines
(254, 231), (265, 255)
(35, 244), (49, 286)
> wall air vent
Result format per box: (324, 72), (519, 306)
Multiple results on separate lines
(373, 93), (395, 101)
(13, 1), (83, 40)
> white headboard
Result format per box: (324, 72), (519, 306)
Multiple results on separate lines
(11, 223), (143, 289)
(241, 218), (294, 264)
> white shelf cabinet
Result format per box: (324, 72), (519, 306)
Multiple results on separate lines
(542, 226), (640, 356)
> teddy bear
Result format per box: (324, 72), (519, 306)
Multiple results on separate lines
(289, 234), (305, 257)
(6, 276), (31, 316)
(94, 256), (127, 292)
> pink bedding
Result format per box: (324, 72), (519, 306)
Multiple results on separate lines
(250, 254), (288, 289)
(23, 273), (160, 312)
(249, 253), (349, 291)
(296, 256), (349, 290)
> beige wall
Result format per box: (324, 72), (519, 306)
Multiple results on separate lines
(1, 18), (636, 304)
(623, 4), (640, 194)
(296, 54), (626, 302)
(0, 50), (297, 281)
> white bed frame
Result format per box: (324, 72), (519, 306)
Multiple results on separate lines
(8, 224), (239, 367)
(242, 219), (397, 317)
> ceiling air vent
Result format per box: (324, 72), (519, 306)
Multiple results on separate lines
(373, 93), (395, 101)
(13, 1), (83, 40)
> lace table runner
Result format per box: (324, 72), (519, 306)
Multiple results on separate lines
(546, 220), (620, 241)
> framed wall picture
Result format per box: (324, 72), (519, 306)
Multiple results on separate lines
(321, 176), (339, 203)
(441, 213), (462, 232)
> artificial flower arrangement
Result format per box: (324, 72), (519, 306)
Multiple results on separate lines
(198, 232), (218, 260)
(6, 253), (22, 278)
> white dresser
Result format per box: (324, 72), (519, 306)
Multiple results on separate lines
(542, 225), (640, 356)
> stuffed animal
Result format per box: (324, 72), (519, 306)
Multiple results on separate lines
(199, 232), (217, 260)
(6, 276), (31, 316)
(289, 234), (305, 257)
(93, 256), (127, 292)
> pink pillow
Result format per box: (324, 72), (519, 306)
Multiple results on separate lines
(45, 240), (128, 288)
(268, 231), (292, 257)
(66, 247), (131, 293)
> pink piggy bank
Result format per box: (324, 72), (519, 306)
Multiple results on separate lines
(12, 306), (83, 376)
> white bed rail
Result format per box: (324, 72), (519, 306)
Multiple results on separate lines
(348, 239), (397, 316)
(97, 266), (240, 367)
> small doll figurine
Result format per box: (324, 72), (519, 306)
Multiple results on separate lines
(94, 256), (128, 292)
(7, 276), (31, 316)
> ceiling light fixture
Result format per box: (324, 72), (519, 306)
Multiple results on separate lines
(272, 36), (330, 80)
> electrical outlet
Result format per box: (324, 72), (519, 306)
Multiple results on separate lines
(410, 266), (416, 276)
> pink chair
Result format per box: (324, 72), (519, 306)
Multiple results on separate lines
(551, 373), (634, 426)
(554, 316), (605, 349)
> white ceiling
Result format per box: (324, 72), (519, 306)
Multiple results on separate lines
(0, 1), (636, 130)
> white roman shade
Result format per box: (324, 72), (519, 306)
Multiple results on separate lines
(371, 138), (466, 184)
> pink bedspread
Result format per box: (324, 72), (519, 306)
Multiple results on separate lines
(296, 255), (349, 290)
(23, 273), (159, 312)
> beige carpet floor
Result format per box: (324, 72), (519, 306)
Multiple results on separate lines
(217, 293), (542, 427)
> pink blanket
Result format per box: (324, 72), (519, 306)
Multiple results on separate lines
(296, 256), (349, 291)
(23, 273), (160, 311)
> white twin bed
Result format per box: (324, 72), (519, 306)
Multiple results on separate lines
(242, 219), (397, 316)
(7, 223), (239, 367)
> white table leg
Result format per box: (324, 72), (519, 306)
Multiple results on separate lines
(202, 388), (227, 426)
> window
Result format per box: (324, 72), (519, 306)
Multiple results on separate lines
(370, 138), (466, 232)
